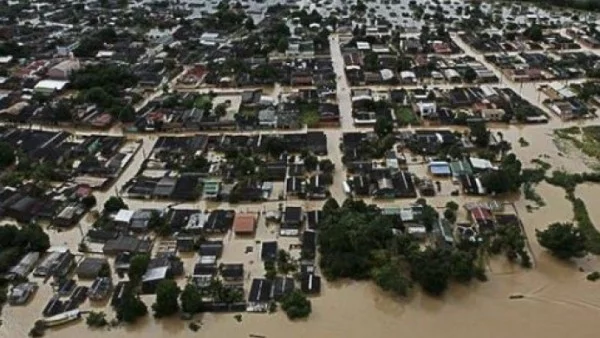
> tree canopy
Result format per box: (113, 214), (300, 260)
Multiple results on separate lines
(128, 254), (150, 284)
(116, 287), (148, 323)
(180, 283), (203, 314)
(536, 222), (587, 259)
(104, 196), (128, 213)
(374, 116), (394, 139)
(152, 280), (181, 318)
(281, 290), (311, 319)
(0, 142), (16, 169)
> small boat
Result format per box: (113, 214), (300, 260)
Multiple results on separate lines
(509, 294), (525, 300)
(42, 309), (81, 327)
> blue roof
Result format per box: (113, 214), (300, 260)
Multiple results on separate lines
(429, 162), (451, 175)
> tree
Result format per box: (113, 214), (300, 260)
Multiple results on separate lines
(372, 260), (411, 296)
(303, 154), (318, 171)
(81, 195), (97, 209)
(245, 18), (255, 30)
(322, 197), (340, 216)
(86, 311), (108, 327)
(536, 222), (587, 259)
(214, 103), (227, 117)
(281, 290), (311, 319)
(374, 116), (394, 139)
(180, 284), (203, 314)
(276, 37), (288, 53)
(104, 196), (128, 213)
(116, 288), (148, 323)
(444, 208), (457, 223)
(449, 250), (476, 283)
(464, 68), (478, 83)
(524, 24), (543, 42)
(128, 254), (150, 284)
(152, 280), (181, 318)
(409, 247), (451, 296)
(482, 154), (523, 194)
(445, 201), (459, 211)
(469, 121), (490, 147)
(0, 142), (15, 169)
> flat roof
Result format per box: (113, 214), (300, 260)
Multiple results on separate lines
(233, 213), (256, 233)
(34, 79), (68, 91)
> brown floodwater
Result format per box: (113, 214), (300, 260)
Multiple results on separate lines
(5, 102), (600, 337)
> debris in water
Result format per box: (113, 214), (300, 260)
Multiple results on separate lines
(189, 322), (201, 332)
(509, 294), (524, 299)
(234, 314), (243, 322)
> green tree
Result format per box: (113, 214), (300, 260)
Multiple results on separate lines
(276, 37), (289, 53)
(469, 121), (490, 147)
(0, 142), (15, 169)
(303, 154), (318, 171)
(524, 24), (543, 41)
(214, 103), (227, 117)
(322, 197), (340, 216)
(104, 196), (128, 213)
(443, 208), (457, 223)
(152, 280), (181, 318)
(128, 254), (150, 284)
(374, 116), (394, 139)
(372, 260), (411, 296)
(449, 250), (476, 283)
(281, 290), (311, 319)
(244, 17), (255, 30)
(180, 284), (203, 314)
(81, 195), (97, 209)
(536, 222), (587, 259)
(445, 201), (459, 211)
(116, 288), (148, 323)
(86, 311), (108, 327)
(409, 247), (450, 296)
(464, 68), (478, 83)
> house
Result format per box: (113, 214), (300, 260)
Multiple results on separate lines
(469, 206), (495, 232)
(233, 213), (257, 236)
(469, 157), (495, 172)
(261, 241), (278, 261)
(220, 263), (244, 283)
(247, 278), (273, 312)
(76, 257), (109, 280)
(450, 159), (473, 177)
(198, 241), (224, 259)
(459, 174), (485, 195)
(435, 218), (455, 247)
(202, 179), (221, 200)
(176, 236), (195, 253)
(301, 230), (317, 260)
(47, 59), (81, 80)
(428, 161), (452, 176)
(103, 235), (152, 255)
(8, 252), (39, 279)
(88, 277), (113, 301)
(203, 209), (235, 233)
(286, 176), (304, 197)
(273, 277), (295, 300)
(113, 209), (135, 230)
(33, 250), (74, 278)
(141, 266), (169, 294)
(281, 206), (303, 236)
(258, 107), (277, 128)
(192, 263), (217, 288)
(300, 273), (321, 294)
(8, 282), (38, 305)
(392, 171), (417, 198)
(54, 203), (85, 227)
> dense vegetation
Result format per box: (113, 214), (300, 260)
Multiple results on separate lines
(281, 290), (312, 319)
(318, 199), (485, 297)
(537, 222), (587, 259)
(152, 280), (181, 318)
(70, 64), (138, 122)
(0, 224), (50, 274)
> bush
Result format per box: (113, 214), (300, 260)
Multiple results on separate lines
(586, 271), (600, 281)
(86, 311), (108, 328)
(536, 222), (587, 259)
(281, 290), (311, 319)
